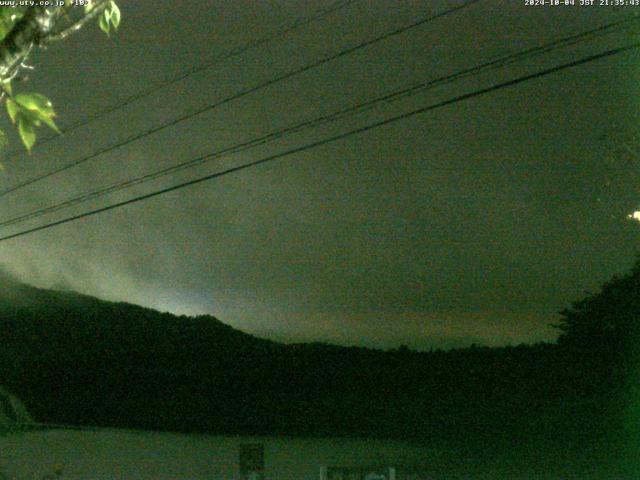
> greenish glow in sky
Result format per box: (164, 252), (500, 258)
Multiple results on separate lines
(0, 0), (638, 349)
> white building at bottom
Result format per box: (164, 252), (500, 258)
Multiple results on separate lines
(0, 427), (435, 480)
(0, 389), (435, 480)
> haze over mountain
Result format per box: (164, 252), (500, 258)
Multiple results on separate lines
(1, 1), (635, 353)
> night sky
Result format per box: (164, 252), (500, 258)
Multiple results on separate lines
(0, 0), (638, 350)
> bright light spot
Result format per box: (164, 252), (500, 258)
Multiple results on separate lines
(627, 211), (640, 222)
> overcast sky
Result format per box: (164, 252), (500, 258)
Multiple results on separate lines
(0, 0), (638, 350)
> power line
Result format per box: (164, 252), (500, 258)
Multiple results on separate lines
(0, 41), (637, 243)
(0, 0), (482, 198)
(2, 15), (635, 231)
(0, 0), (357, 161)
(0, 16), (636, 229)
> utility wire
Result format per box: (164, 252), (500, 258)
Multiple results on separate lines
(0, 0), (357, 160)
(0, 41), (637, 243)
(0, 0), (482, 198)
(0, 16), (637, 229)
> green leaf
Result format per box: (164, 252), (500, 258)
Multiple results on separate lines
(0, 129), (7, 151)
(0, 7), (14, 27)
(19, 108), (42, 128)
(17, 116), (36, 152)
(2, 81), (12, 96)
(109, 1), (120, 30)
(99, 10), (110, 36)
(12, 93), (58, 132)
(14, 93), (54, 117)
(0, 9), (23, 40)
(39, 114), (60, 133)
(6, 98), (18, 123)
(0, 19), (11, 41)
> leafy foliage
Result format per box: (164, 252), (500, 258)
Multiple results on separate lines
(6, 94), (59, 151)
(556, 258), (640, 359)
(0, 2), (120, 152)
(99, 1), (121, 35)
(0, 7), (25, 40)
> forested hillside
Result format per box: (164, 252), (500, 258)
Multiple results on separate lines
(0, 267), (634, 468)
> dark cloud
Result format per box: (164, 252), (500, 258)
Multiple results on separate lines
(0, 0), (638, 349)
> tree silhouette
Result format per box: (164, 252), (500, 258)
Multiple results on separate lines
(556, 258), (640, 363)
(554, 258), (640, 470)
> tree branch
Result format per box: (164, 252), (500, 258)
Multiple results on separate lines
(0, 7), (42, 80)
(46, 1), (110, 42)
(0, 2), (111, 82)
